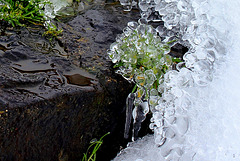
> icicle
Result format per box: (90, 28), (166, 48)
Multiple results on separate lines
(124, 93), (135, 139)
(132, 101), (149, 141)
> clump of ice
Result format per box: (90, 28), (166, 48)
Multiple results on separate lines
(113, 0), (240, 160)
(114, 135), (165, 161)
(44, 0), (72, 19)
(107, 21), (174, 141)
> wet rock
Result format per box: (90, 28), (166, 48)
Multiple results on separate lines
(169, 43), (188, 58)
(94, 30), (114, 43)
(0, 3), (140, 161)
(0, 2), (188, 160)
(58, 4), (140, 73)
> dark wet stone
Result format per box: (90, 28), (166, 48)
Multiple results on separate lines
(4, 48), (29, 61)
(170, 43), (189, 58)
(0, 2), (140, 161)
(0, 2), (188, 161)
(94, 30), (114, 43)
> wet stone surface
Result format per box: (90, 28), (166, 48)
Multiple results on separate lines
(58, 5), (141, 72)
(0, 2), (187, 160)
(0, 3), (140, 161)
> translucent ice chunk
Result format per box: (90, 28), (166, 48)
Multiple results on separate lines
(124, 93), (135, 139)
(44, 0), (72, 19)
(132, 101), (149, 141)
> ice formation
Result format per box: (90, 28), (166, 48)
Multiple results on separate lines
(107, 22), (176, 141)
(113, 0), (240, 160)
(44, 0), (72, 19)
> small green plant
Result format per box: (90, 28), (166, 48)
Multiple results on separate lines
(0, 0), (49, 27)
(108, 22), (180, 103)
(0, 0), (63, 39)
(108, 22), (182, 140)
(82, 132), (110, 161)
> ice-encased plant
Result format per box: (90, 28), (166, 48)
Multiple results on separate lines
(108, 22), (173, 94)
(108, 21), (179, 140)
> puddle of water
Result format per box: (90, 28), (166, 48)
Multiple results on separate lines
(63, 68), (98, 86)
(11, 59), (54, 73)
(9, 59), (97, 102)
(11, 59), (98, 87)
(64, 73), (93, 86)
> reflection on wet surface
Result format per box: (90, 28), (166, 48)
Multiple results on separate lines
(64, 73), (94, 86)
(11, 59), (97, 87)
(63, 68), (97, 86)
(12, 59), (55, 73)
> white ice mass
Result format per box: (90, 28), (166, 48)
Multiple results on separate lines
(114, 0), (240, 160)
